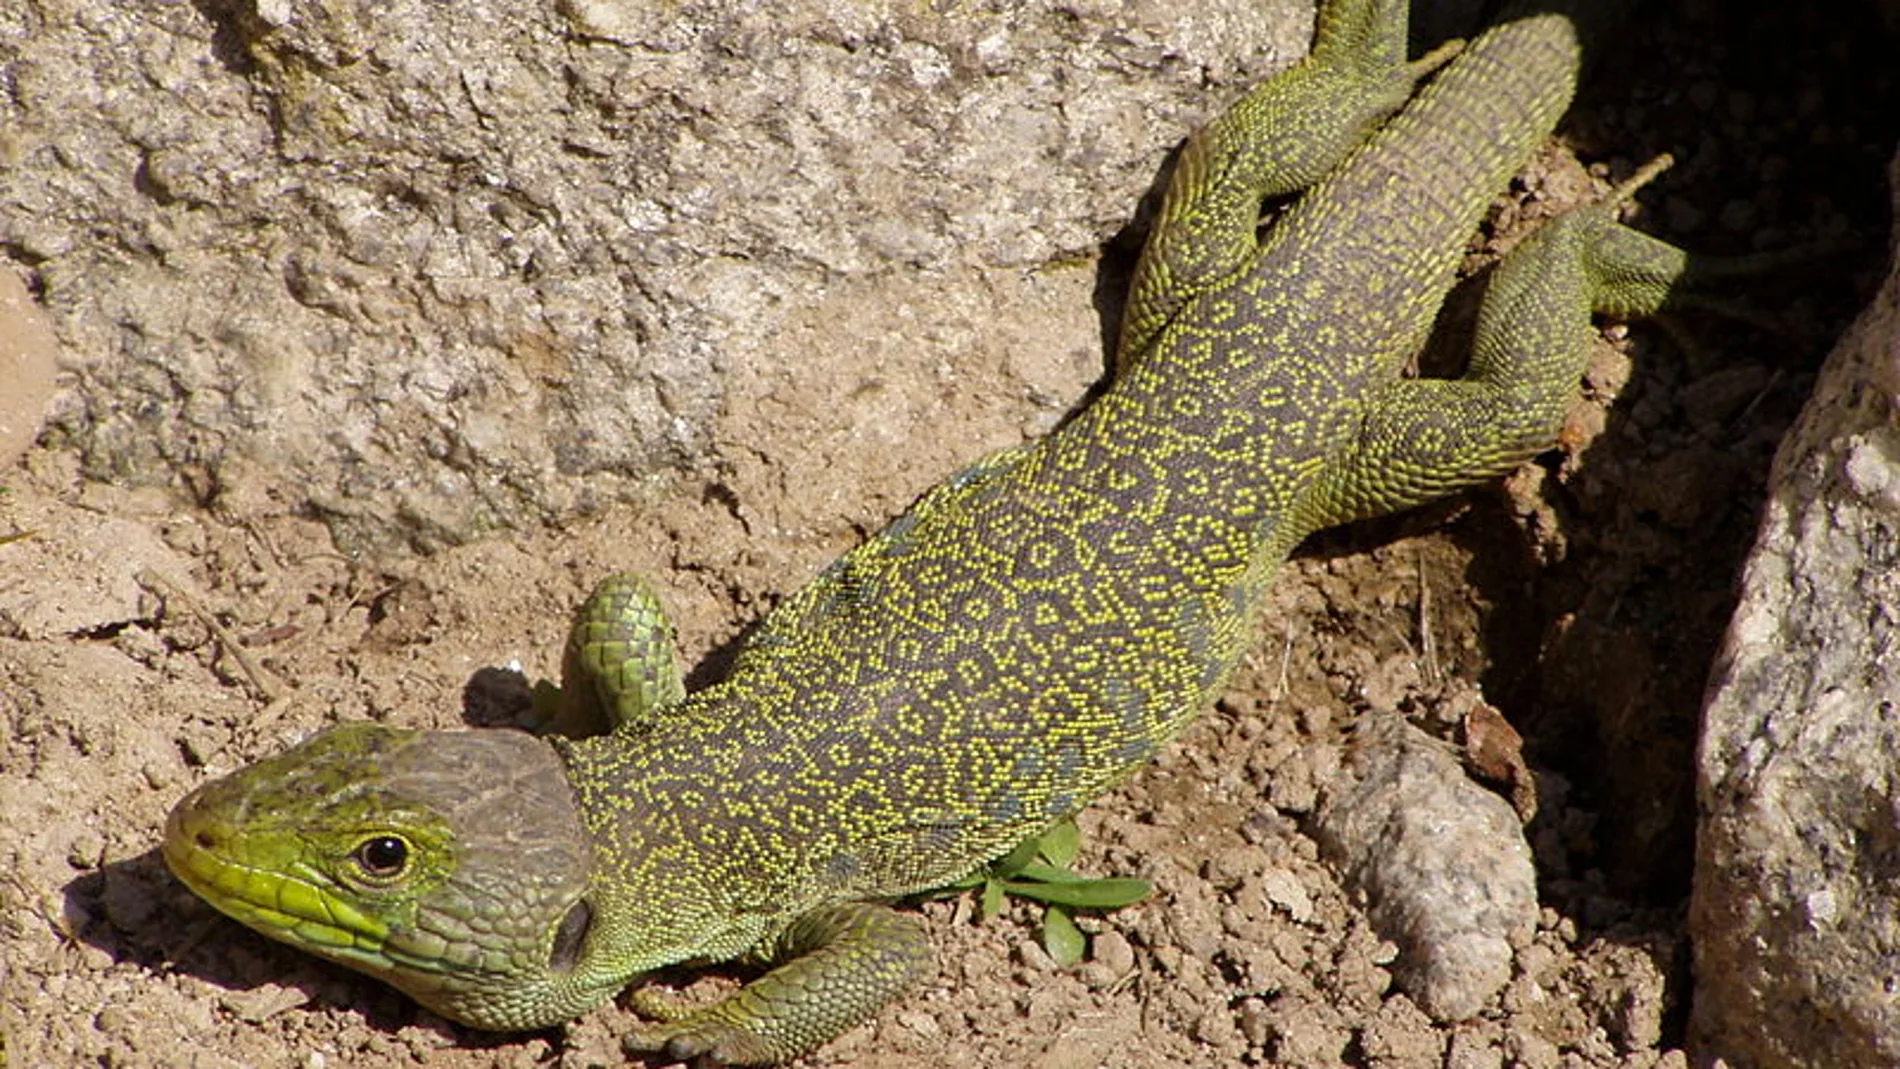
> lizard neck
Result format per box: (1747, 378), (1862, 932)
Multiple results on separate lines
(550, 731), (786, 968)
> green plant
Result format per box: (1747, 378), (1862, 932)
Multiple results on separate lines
(931, 819), (1149, 967)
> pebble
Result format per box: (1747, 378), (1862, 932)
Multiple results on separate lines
(895, 1009), (941, 1038)
(1092, 929), (1135, 976)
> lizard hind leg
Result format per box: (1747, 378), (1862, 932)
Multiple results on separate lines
(1117, 0), (1461, 364)
(1297, 156), (1696, 530)
(1580, 153), (1847, 325)
(1467, 154), (1692, 361)
(1554, 154), (1694, 319)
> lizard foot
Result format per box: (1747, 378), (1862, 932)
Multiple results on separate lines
(621, 903), (932, 1066)
(625, 1021), (779, 1068)
(623, 988), (776, 1066)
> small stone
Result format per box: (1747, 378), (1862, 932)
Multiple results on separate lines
(895, 1010), (941, 1039)
(1092, 929), (1135, 976)
(1193, 1005), (1239, 1047)
(1446, 1032), (1504, 1069)
(67, 827), (106, 870)
(1259, 867), (1315, 924)
(1313, 717), (1537, 1022)
(1237, 997), (1272, 1047)
(141, 760), (175, 791)
(1017, 936), (1058, 973)
(1505, 1029), (1561, 1069)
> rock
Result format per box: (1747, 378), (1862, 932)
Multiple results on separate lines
(0, 0), (1313, 556)
(1689, 148), (1900, 1068)
(0, 498), (194, 641)
(1314, 715), (1538, 1022)
(0, 271), (61, 466)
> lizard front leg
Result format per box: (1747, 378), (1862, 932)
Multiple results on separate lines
(624, 902), (933, 1067)
(550, 573), (687, 737)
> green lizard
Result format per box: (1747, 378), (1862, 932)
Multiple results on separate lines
(163, 0), (1696, 1062)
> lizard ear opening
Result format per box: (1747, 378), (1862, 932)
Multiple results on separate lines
(548, 898), (593, 973)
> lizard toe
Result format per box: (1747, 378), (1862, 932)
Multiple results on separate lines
(624, 1020), (771, 1067)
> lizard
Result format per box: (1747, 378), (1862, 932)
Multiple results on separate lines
(162, 0), (1696, 1063)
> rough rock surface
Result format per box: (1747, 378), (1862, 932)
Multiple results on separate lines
(0, 0), (1307, 554)
(0, 271), (61, 466)
(1690, 150), (1900, 1069)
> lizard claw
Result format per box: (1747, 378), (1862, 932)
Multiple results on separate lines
(623, 1015), (772, 1067)
(623, 983), (776, 1066)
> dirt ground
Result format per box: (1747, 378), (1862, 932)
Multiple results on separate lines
(3, 4), (1896, 1069)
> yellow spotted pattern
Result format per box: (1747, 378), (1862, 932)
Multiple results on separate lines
(548, 0), (1683, 1059)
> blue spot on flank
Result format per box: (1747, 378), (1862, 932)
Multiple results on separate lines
(1112, 734), (1155, 766)
(1043, 793), (1077, 821)
(1010, 747), (1045, 783)
(824, 851), (862, 884)
(1102, 676), (1149, 732)
(1055, 737), (1084, 780)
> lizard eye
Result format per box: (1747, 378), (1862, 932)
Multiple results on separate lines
(351, 835), (411, 878)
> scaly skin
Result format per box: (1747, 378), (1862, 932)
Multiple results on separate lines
(164, 0), (1694, 1063)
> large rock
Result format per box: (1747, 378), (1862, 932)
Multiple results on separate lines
(1690, 150), (1900, 1068)
(0, 0), (1309, 555)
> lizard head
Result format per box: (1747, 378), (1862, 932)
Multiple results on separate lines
(163, 722), (619, 1031)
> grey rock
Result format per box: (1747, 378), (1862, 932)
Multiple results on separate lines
(1314, 715), (1539, 1022)
(1690, 149), (1900, 1069)
(0, 0), (1312, 556)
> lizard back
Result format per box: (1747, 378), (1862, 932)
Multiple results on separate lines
(560, 0), (1614, 956)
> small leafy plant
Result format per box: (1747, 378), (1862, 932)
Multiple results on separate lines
(932, 819), (1150, 967)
